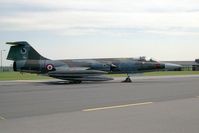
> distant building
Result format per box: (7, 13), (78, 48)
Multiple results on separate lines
(165, 60), (199, 71)
(195, 59), (199, 63)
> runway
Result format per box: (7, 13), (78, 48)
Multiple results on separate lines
(1, 75), (199, 133)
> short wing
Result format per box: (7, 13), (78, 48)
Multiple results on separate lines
(47, 68), (113, 81)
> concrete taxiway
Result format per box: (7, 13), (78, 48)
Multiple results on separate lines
(0, 75), (199, 133)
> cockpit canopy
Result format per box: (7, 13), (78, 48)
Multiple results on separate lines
(136, 56), (158, 62)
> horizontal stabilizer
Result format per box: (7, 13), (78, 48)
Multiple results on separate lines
(6, 41), (29, 46)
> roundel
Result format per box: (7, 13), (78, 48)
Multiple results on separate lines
(156, 63), (161, 69)
(20, 48), (27, 55)
(46, 64), (54, 71)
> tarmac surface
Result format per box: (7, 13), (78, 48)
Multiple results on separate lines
(1, 75), (199, 133)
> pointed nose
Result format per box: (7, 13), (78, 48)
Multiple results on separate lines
(165, 63), (182, 71)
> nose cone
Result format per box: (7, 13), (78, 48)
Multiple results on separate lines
(165, 63), (182, 71)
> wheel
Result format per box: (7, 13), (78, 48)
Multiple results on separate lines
(69, 80), (82, 84)
(122, 77), (132, 83)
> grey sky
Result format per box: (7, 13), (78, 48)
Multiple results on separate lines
(0, 0), (199, 66)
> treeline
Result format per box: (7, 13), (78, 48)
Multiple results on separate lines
(0, 66), (13, 72)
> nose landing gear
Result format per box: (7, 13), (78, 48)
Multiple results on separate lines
(122, 74), (132, 83)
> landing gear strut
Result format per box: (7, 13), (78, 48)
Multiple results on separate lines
(122, 74), (132, 83)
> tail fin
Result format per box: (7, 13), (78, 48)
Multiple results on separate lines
(6, 41), (47, 61)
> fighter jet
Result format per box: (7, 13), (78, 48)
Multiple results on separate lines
(6, 41), (182, 83)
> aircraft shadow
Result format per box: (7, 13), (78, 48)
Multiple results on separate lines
(37, 79), (177, 86)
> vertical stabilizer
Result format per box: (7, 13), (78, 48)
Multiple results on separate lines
(6, 41), (47, 61)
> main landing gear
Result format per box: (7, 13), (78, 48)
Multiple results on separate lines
(122, 74), (132, 83)
(69, 80), (82, 84)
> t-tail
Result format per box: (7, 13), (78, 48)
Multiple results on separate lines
(6, 41), (56, 74)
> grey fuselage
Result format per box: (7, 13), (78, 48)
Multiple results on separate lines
(13, 58), (165, 74)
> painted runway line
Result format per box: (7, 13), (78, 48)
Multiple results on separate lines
(83, 102), (153, 112)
